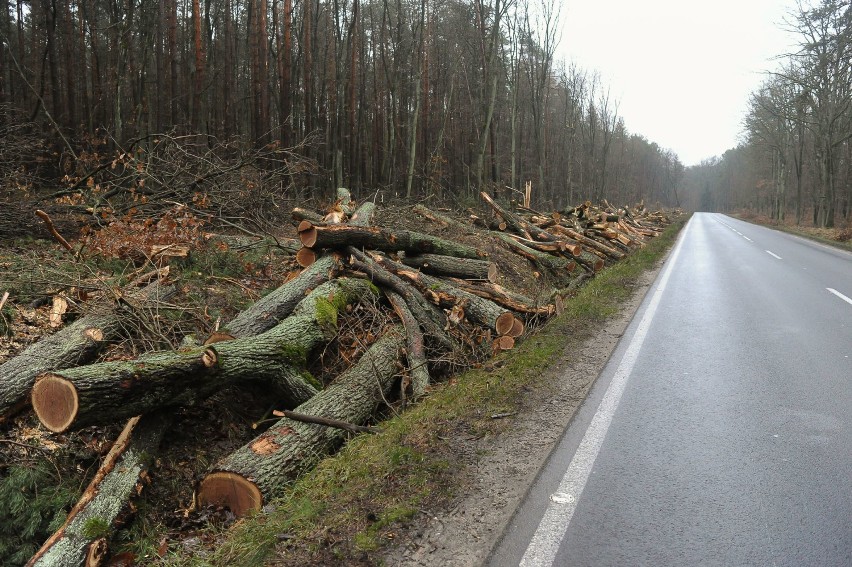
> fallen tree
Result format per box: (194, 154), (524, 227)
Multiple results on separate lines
(197, 327), (405, 515)
(31, 278), (376, 433)
(27, 413), (170, 567)
(0, 278), (174, 423)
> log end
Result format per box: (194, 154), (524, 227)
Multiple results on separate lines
(507, 317), (525, 338)
(198, 472), (263, 517)
(492, 335), (515, 353)
(83, 327), (104, 342)
(31, 374), (79, 433)
(296, 247), (317, 268)
(494, 312), (515, 336)
(487, 262), (498, 284)
(298, 222), (318, 248)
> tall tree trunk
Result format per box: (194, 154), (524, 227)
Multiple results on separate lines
(191, 0), (204, 133)
(62, 0), (76, 129)
(280, 0), (292, 146)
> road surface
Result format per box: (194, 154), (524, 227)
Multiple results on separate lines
(489, 212), (852, 566)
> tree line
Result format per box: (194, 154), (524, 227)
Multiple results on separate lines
(0, 0), (683, 210)
(682, 0), (851, 228)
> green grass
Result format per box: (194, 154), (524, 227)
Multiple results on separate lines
(156, 214), (689, 566)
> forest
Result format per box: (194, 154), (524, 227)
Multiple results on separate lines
(0, 0), (683, 215)
(683, 0), (852, 229)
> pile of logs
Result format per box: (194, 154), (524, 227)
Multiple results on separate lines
(3, 190), (675, 565)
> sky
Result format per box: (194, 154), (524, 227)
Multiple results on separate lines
(558, 0), (799, 166)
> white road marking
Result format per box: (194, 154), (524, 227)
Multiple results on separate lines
(827, 288), (852, 307)
(518, 218), (691, 567)
(765, 250), (782, 260)
(743, 236), (753, 242)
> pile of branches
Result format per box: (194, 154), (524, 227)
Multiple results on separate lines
(1, 189), (674, 565)
(42, 132), (319, 228)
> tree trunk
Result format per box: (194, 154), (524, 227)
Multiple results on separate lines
(385, 291), (429, 399)
(197, 328), (405, 516)
(27, 413), (170, 567)
(0, 281), (174, 422)
(223, 255), (340, 338)
(298, 222), (484, 259)
(375, 255), (519, 335)
(401, 253), (497, 282)
(31, 279), (376, 432)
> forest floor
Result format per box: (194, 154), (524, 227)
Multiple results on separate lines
(0, 201), (684, 565)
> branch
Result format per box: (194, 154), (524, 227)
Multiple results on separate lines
(272, 409), (383, 434)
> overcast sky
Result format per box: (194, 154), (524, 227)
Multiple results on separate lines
(558, 0), (799, 166)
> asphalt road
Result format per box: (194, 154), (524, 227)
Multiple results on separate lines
(489, 213), (852, 566)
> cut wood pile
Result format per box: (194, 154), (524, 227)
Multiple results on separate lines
(1, 190), (675, 565)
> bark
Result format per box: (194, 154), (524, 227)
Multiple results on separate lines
(375, 256), (518, 335)
(446, 278), (552, 316)
(412, 204), (477, 234)
(223, 255), (340, 338)
(346, 249), (457, 353)
(197, 328), (405, 516)
(298, 222), (484, 259)
(349, 201), (376, 227)
(480, 191), (561, 243)
(386, 291), (429, 399)
(494, 232), (576, 274)
(27, 413), (169, 567)
(31, 279), (376, 432)
(549, 224), (625, 260)
(401, 253), (497, 282)
(0, 281), (174, 422)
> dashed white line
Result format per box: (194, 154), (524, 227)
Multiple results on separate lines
(765, 250), (782, 260)
(827, 288), (852, 306)
(518, 212), (692, 566)
(743, 236), (753, 242)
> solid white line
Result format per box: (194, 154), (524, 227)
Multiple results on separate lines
(827, 288), (852, 307)
(765, 250), (782, 260)
(518, 218), (691, 567)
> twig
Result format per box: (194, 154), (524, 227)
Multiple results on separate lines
(490, 412), (517, 419)
(34, 210), (76, 257)
(272, 409), (383, 434)
(0, 439), (52, 453)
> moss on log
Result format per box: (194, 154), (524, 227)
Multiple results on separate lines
(31, 279), (375, 433)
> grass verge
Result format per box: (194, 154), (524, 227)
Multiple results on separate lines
(159, 214), (689, 566)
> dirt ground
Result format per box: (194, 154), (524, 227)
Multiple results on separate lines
(380, 265), (663, 566)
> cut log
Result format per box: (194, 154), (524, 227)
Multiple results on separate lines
(385, 291), (430, 400)
(492, 335), (515, 352)
(295, 247), (318, 268)
(349, 201), (376, 227)
(374, 255), (519, 336)
(335, 187), (356, 216)
(223, 255), (339, 338)
(446, 278), (551, 316)
(495, 232), (575, 274)
(27, 413), (169, 567)
(401, 253), (498, 283)
(346, 249), (458, 354)
(298, 223), (484, 259)
(574, 250), (606, 273)
(197, 328), (405, 516)
(412, 204), (477, 234)
(0, 280), (175, 423)
(291, 207), (325, 224)
(549, 225), (625, 260)
(31, 278), (376, 432)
